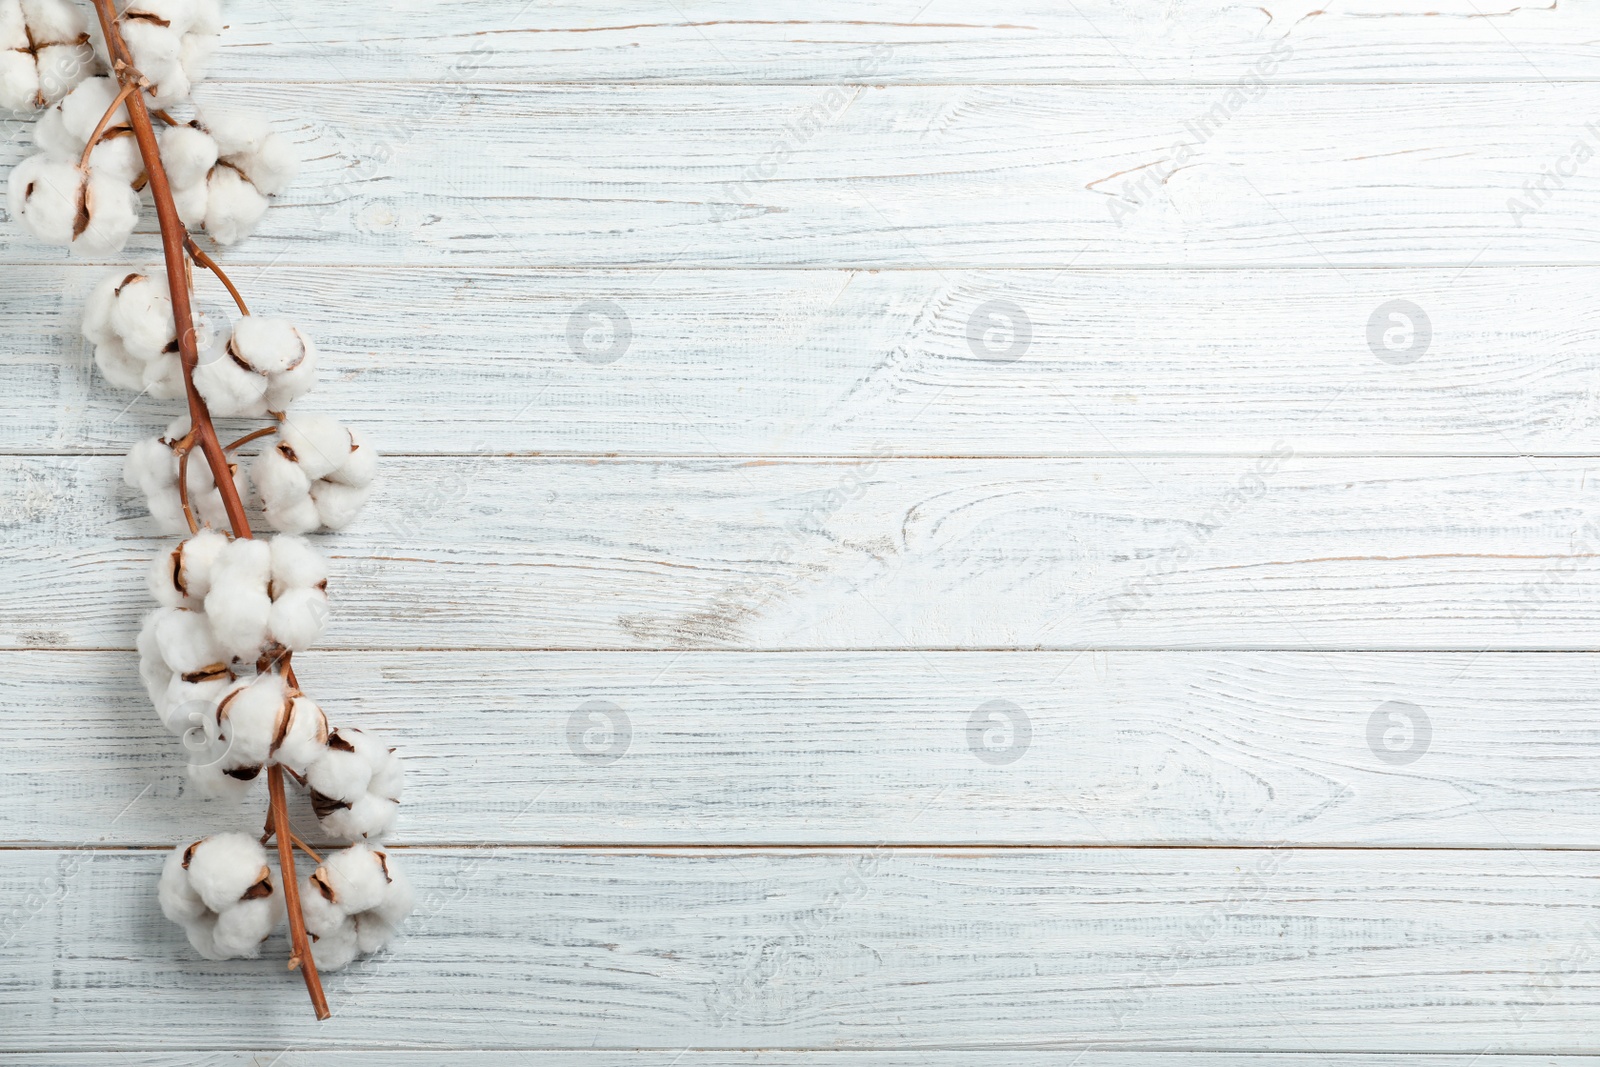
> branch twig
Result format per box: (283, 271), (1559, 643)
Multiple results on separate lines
(78, 80), (136, 170)
(224, 425), (278, 452)
(184, 236), (250, 315)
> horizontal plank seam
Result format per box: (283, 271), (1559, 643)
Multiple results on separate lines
(9, 843), (1600, 852)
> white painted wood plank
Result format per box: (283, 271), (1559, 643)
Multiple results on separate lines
(188, 0), (1600, 84)
(6, 847), (1600, 1051)
(6, 266), (1599, 457)
(5, 455), (1600, 651)
(32, 1054), (1557, 1064)
(8, 83), (1600, 267)
(6, 650), (1599, 849)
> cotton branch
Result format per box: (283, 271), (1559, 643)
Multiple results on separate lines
(87, 0), (328, 1021)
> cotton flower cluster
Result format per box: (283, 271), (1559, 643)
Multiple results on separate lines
(0, 0), (95, 114)
(137, 528), (410, 966)
(194, 315), (316, 416)
(300, 843), (413, 970)
(138, 531), (330, 737)
(82, 267), (185, 396)
(123, 416), (247, 534)
(163, 109), (296, 244)
(158, 832), (284, 960)
(87, 0), (221, 108)
(254, 413), (377, 533)
(5, 3), (297, 255)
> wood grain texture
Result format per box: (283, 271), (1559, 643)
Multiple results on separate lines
(12, 1058), (1600, 1067)
(186, 1), (1600, 84)
(5, 650), (1599, 849)
(7, 265), (1600, 457)
(7, 847), (1600, 1051)
(5, 455), (1600, 651)
(8, 83), (1600, 267)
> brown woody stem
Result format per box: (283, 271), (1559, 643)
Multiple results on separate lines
(88, 0), (329, 1020)
(269, 765), (331, 1019)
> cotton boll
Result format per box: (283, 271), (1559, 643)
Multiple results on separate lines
(205, 537), (273, 661)
(160, 123), (217, 189)
(75, 168), (140, 255)
(320, 793), (398, 843)
(57, 76), (120, 140)
(93, 336), (146, 391)
(137, 607), (176, 712)
(214, 672), (290, 768)
(183, 832), (273, 913)
(224, 319), (317, 411)
(169, 179), (206, 227)
(238, 130), (297, 197)
(148, 528), (229, 606)
(305, 728), (402, 842)
(118, 19), (188, 106)
(252, 444), (312, 510)
(299, 845), (412, 966)
(34, 39), (94, 106)
(202, 163), (268, 245)
(306, 732), (373, 804)
(275, 694), (329, 775)
(184, 756), (255, 799)
(19, 0), (89, 44)
(193, 350), (270, 417)
(8, 154), (84, 246)
(254, 415), (376, 532)
(211, 891), (283, 958)
(315, 843), (391, 914)
(189, 0), (221, 35)
(311, 481), (373, 531)
(0, 49), (37, 114)
(330, 429), (378, 489)
(269, 586), (328, 652)
(277, 412), (348, 481)
(108, 272), (176, 360)
(160, 834), (283, 961)
(178, 28), (216, 83)
(124, 423), (249, 533)
(153, 605), (226, 675)
(202, 106), (272, 159)
(269, 535), (329, 594)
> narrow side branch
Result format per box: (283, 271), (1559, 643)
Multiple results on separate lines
(79, 80), (136, 170)
(185, 236), (250, 316)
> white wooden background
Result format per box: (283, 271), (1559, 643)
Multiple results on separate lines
(6, 0), (1600, 1061)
